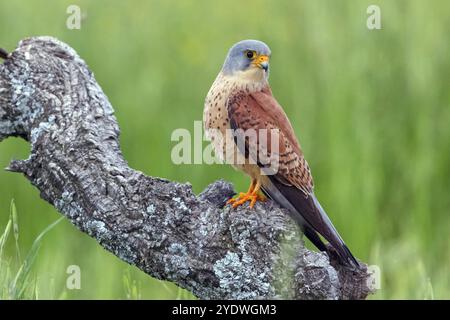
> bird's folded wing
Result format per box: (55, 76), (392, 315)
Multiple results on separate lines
(226, 87), (314, 194)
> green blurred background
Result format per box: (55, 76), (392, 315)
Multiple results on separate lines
(0, 0), (449, 299)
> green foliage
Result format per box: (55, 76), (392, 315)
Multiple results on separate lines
(1, 200), (62, 299)
(122, 269), (141, 300)
(0, 0), (449, 299)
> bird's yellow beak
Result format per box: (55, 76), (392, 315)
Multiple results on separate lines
(253, 54), (270, 71)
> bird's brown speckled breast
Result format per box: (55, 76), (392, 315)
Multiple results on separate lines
(203, 72), (266, 177)
(204, 74), (231, 135)
(204, 73), (236, 165)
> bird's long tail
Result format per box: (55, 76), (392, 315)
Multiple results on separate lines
(261, 177), (360, 269)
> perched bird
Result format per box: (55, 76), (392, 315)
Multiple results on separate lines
(204, 40), (359, 268)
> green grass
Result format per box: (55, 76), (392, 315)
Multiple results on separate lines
(0, 200), (63, 299)
(0, 0), (449, 299)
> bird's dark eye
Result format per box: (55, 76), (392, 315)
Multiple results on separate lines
(246, 51), (254, 59)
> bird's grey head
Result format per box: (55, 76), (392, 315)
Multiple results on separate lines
(222, 40), (271, 77)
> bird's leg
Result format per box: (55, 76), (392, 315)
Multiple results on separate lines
(227, 179), (266, 209)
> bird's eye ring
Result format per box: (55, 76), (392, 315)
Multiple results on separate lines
(246, 50), (255, 59)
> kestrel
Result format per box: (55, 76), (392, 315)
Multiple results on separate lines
(204, 40), (359, 268)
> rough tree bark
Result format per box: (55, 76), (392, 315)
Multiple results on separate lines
(0, 37), (374, 300)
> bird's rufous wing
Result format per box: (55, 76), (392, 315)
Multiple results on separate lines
(227, 86), (314, 194)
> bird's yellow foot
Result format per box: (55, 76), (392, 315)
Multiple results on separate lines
(227, 180), (266, 209)
(227, 192), (266, 208)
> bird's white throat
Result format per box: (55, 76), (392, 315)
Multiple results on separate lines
(223, 69), (267, 93)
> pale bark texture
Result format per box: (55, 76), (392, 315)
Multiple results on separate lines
(0, 37), (374, 300)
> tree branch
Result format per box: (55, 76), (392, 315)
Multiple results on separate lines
(0, 36), (374, 299)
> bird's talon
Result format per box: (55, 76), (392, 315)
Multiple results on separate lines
(226, 180), (264, 209)
(227, 192), (249, 204)
(249, 197), (257, 209)
(228, 192), (264, 209)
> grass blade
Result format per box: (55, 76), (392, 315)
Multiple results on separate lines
(11, 216), (64, 299)
(10, 199), (21, 263)
(0, 218), (12, 263)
